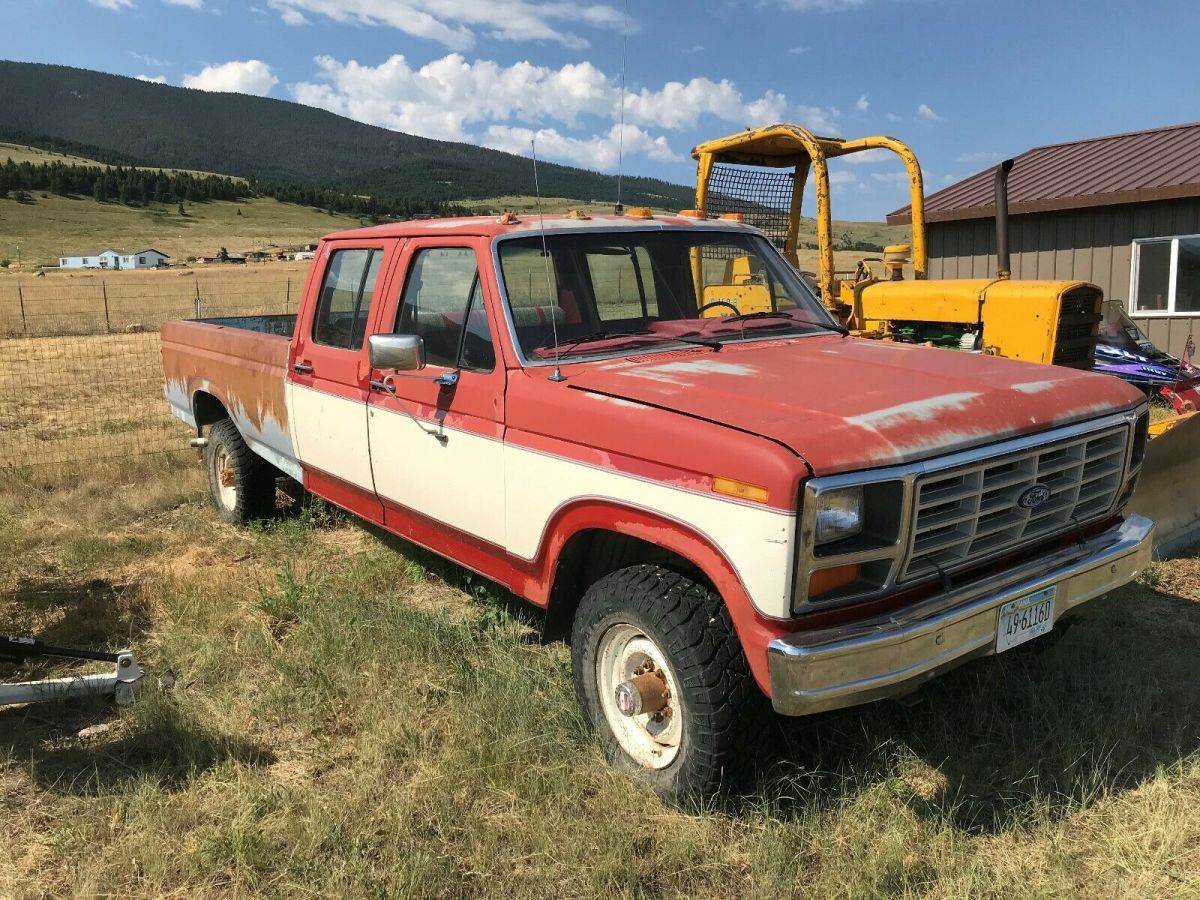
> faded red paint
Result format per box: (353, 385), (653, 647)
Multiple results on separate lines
(162, 319), (291, 433)
(569, 335), (1145, 475)
(161, 214), (1147, 704)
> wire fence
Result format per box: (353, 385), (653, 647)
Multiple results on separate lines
(0, 277), (294, 470)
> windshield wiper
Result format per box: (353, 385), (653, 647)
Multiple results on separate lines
(705, 310), (850, 336)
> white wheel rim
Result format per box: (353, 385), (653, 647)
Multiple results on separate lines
(214, 445), (237, 511)
(596, 623), (683, 769)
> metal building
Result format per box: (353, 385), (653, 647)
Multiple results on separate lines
(887, 122), (1200, 357)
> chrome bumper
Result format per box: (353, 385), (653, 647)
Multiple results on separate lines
(768, 514), (1155, 716)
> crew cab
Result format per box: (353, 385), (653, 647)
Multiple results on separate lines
(161, 211), (1154, 799)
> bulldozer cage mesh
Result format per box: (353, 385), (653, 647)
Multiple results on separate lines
(705, 163), (795, 250)
(0, 276), (295, 470)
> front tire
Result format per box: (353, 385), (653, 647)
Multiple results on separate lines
(205, 418), (276, 524)
(571, 564), (767, 802)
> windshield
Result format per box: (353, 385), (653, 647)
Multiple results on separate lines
(496, 229), (839, 361)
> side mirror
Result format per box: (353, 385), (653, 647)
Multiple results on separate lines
(369, 333), (426, 371)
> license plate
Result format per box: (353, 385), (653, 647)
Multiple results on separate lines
(996, 586), (1056, 653)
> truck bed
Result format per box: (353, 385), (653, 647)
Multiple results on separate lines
(198, 314), (297, 337)
(161, 317), (300, 478)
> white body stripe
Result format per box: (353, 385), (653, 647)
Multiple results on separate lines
(282, 384), (797, 618)
(287, 383), (374, 491)
(368, 402), (507, 545)
(504, 444), (796, 617)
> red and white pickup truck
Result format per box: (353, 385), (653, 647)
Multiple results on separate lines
(162, 211), (1154, 798)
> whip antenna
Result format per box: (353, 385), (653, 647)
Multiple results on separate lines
(530, 138), (565, 382)
(614, 0), (628, 214)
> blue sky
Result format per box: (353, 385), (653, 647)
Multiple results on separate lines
(6, 0), (1200, 220)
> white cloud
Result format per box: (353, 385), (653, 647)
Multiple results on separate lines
(841, 148), (891, 165)
(90, 0), (134, 9)
(683, 44), (705, 54)
(886, 112), (902, 122)
(183, 60), (278, 96)
(136, 74), (168, 83)
(484, 123), (680, 170)
(870, 171), (908, 184)
(956, 151), (1000, 164)
(265, 0), (626, 50)
(829, 170), (857, 185)
(129, 50), (169, 67)
(855, 93), (869, 112)
(787, 46), (810, 54)
(163, 0), (203, 7)
(291, 52), (838, 149)
(773, 0), (867, 10)
(916, 103), (942, 122)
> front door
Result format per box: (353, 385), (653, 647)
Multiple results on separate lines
(367, 239), (508, 546)
(289, 241), (396, 520)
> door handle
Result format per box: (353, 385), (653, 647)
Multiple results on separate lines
(292, 362), (314, 374)
(369, 378), (396, 394)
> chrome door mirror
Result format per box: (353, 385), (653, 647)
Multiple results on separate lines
(369, 333), (426, 371)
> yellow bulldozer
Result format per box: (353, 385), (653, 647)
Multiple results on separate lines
(690, 123), (1199, 552)
(691, 123), (1101, 369)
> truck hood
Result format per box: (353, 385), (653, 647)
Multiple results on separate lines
(567, 336), (1143, 475)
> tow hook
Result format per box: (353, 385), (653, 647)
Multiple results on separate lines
(614, 669), (670, 717)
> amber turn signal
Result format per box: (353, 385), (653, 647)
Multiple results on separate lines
(712, 476), (769, 504)
(808, 564), (861, 598)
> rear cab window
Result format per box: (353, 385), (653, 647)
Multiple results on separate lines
(312, 248), (385, 350)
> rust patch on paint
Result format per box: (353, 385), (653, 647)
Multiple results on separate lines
(161, 320), (290, 433)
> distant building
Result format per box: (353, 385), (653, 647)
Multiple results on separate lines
(888, 122), (1200, 357)
(58, 248), (170, 270)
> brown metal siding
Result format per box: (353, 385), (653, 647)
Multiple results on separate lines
(925, 198), (1200, 357)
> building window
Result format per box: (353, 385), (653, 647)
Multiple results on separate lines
(1131, 235), (1200, 315)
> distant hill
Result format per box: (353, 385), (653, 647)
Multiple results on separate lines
(0, 61), (694, 210)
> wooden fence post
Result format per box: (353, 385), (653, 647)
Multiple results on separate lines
(17, 280), (26, 333)
(102, 281), (111, 333)
(194, 282), (202, 319)
(285, 277), (290, 314)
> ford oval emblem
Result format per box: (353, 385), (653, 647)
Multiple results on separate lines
(1017, 484), (1052, 509)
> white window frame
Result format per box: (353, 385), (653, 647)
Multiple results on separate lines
(1129, 233), (1200, 317)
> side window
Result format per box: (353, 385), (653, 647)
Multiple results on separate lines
(312, 248), (383, 350)
(396, 248), (494, 371)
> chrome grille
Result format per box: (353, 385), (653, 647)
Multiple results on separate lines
(902, 425), (1128, 581)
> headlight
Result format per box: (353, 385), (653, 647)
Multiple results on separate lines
(814, 486), (863, 545)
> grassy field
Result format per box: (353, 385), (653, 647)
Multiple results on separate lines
(1, 455), (1198, 898)
(1, 141), (248, 182)
(0, 261), (307, 336)
(0, 193), (364, 268)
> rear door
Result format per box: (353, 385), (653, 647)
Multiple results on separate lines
(288, 240), (399, 520)
(367, 238), (508, 545)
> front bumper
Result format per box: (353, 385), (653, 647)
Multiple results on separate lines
(768, 514), (1154, 716)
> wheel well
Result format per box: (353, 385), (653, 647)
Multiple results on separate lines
(192, 390), (229, 429)
(543, 529), (708, 643)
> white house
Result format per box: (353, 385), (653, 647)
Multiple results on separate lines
(58, 249), (170, 270)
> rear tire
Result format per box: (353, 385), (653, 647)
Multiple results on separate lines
(205, 419), (276, 524)
(571, 564), (767, 803)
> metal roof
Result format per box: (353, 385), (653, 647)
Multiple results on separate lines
(888, 122), (1200, 225)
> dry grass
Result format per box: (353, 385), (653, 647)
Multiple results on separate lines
(0, 263), (307, 335)
(0, 141), (246, 182)
(0, 191), (362, 268)
(1, 457), (1199, 898)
